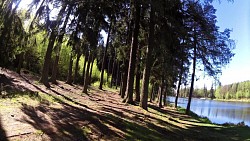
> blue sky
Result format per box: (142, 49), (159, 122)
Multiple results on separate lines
(212, 0), (250, 85)
(195, 0), (250, 88)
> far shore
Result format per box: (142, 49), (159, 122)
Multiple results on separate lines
(171, 96), (250, 103)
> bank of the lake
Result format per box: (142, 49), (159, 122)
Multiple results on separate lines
(168, 96), (250, 126)
(215, 98), (250, 103)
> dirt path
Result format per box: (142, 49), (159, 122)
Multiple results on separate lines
(1, 68), (249, 141)
(0, 69), (154, 140)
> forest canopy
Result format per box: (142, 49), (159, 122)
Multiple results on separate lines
(0, 0), (235, 113)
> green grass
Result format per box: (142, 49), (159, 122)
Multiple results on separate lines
(0, 90), (75, 108)
(124, 121), (167, 141)
(177, 107), (212, 124)
(34, 130), (44, 136)
(103, 113), (169, 141)
(81, 126), (92, 136)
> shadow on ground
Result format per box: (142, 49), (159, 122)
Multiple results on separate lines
(1, 69), (250, 141)
(19, 100), (122, 141)
(0, 72), (41, 99)
(0, 116), (8, 141)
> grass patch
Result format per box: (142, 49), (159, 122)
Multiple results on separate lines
(34, 130), (44, 136)
(223, 126), (250, 140)
(81, 126), (92, 136)
(103, 113), (169, 141)
(177, 107), (212, 124)
(124, 121), (167, 141)
(0, 90), (76, 109)
(38, 92), (64, 104)
(0, 91), (41, 107)
(34, 81), (40, 85)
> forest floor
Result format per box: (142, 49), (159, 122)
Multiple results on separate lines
(0, 68), (250, 141)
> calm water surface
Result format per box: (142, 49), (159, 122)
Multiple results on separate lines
(167, 96), (250, 126)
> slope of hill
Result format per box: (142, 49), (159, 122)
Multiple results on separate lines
(0, 68), (249, 141)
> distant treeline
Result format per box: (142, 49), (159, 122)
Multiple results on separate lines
(178, 81), (250, 99)
(215, 81), (250, 100)
(177, 85), (215, 98)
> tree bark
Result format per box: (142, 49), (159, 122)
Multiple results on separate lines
(184, 85), (187, 97)
(39, 28), (57, 87)
(50, 6), (72, 84)
(163, 84), (167, 106)
(82, 52), (88, 84)
(89, 54), (95, 85)
(73, 53), (81, 84)
(158, 85), (163, 108)
(175, 60), (184, 108)
(121, 60), (128, 98)
(50, 52), (60, 84)
(154, 84), (159, 102)
(135, 64), (140, 102)
(107, 57), (111, 85)
(140, 3), (155, 110)
(115, 61), (120, 89)
(66, 52), (74, 85)
(99, 20), (112, 90)
(186, 34), (197, 115)
(149, 82), (155, 102)
(119, 71), (123, 95)
(83, 52), (92, 93)
(17, 52), (24, 74)
(111, 59), (116, 88)
(124, 0), (141, 104)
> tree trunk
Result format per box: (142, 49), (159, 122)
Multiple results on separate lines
(154, 84), (159, 102)
(135, 46), (141, 102)
(83, 52), (92, 93)
(124, 0), (141, 104)
(140, 3), (155, 110)
(175, 60), (184, 108)
(184, 85), (187, 97)
(158, 59), (165, 108)
(111, 59), (116, 88)
(73, 53), (81, 84)
(17, 52), (24, 74)
(82, 52), (88, 84)
(50, 52), (60, 84)
(163, 84), (167, 106)
(107, 57), (111, 85)
(120, 2), (132, 97)
(66, 52), (74, 85)
(149, 82), (155, 102)
(99, 20), (112, 90)
(121, 60), (128, 98)
(186, 35), (197, 115)
(135, 65), (140, 102)
(39, 29), (57, 87)
(50, 6), (72, 84)
(158, 85), (163, 108)
(119, 72), (123, 95)
(121, 72), (128, 98)
(89, 54), (95, 85)
(115, 61), (120, 89)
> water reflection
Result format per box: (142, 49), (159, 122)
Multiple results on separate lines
(167, 96), (250, 126)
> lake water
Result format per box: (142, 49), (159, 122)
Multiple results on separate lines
(167, 96), (250, 126)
